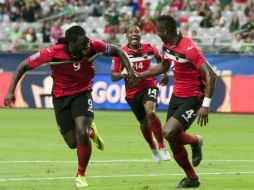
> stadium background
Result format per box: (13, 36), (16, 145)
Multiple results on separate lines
(0, 0), (254, 112)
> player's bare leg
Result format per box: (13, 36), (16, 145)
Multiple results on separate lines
(145, 101), (171, 161)
(74, 116), (93, 187)
(163, 117), (200, 188)
(62, 127), (77, 149)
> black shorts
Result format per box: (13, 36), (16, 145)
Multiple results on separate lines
(166, 94), (203, 129)
(53, 91), (94, 134)
(126, 87), (158, 122)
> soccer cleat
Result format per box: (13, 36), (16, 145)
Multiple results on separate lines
(175, 177), (200, 188)
(151, 148), (161, 163)
(76, 175), (88, 188)
(90, 122), (105, 151)
(192, 135), (203, 167)
(159, 148), (171, 161)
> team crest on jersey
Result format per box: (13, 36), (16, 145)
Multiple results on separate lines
(30, 52), (40, 61)
(142, 53), (148, 59)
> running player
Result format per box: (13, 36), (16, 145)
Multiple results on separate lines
(137, 15), (217, 188)
(4, 25), (139, 188)
(111, 25), (171, 163)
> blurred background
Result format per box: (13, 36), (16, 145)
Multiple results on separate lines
(0, 0), (254, 113)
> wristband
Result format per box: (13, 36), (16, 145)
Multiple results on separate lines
(202, 97), (211, 107)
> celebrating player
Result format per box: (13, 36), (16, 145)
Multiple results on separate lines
(111, 25), (171, 163)
(4, 25), (139, 188)
(137, 15), (217, 188)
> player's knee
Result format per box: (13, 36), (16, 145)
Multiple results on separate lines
(162, 128), (174, 143)
(146, 111), (156, 120)
(67, 142), (77, 149)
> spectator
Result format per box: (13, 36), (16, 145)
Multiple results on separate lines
(50, 19), (62, 43)
(191, 30), (202, 43)
(91, 0), (106, 17)
(41, 22), (51, 43)
(242, 35), (254, 53)
(200, 10), (214, 28)
(60, 0), (73, 16)
(22, 2), (36, 22)
(119, 13), (131, 33)
(0, 4), (10, 22)
(229, 15), (240, 33)
(61, 16), (77, 34)
(104, 29), (120, 46)
(213, 10), (226, 27)
(244, 0), (254, 17)
(219, 0), (232, 10)
(25, 27), (37, 43)
(104, 1), (120, 33)
(228, 33), (244, 53)
(8, 24), (22, 43)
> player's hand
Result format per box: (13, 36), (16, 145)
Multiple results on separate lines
(196, 106), (209, 127)
(4, 92), (16, 107)
(127, 72), (141, 89)
(159, 74), (169, 86)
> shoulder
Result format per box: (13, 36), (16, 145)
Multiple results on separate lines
(47, 44), (65, 54)
(180, 35), (201, 53)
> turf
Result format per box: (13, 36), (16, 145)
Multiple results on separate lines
(0, 109), (254, 190)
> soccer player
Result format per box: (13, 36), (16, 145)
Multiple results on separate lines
(111, 25), (171, 163)
(4, 25), (139, 188)
(137, 15), (217, 188)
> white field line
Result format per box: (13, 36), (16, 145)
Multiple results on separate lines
(1, 171), (254, 182)
(1, 159), (254, 164)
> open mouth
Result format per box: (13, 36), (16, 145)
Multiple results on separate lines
(131, 38), (138, 43)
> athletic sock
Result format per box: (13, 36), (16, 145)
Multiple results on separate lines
(140, 124), (156, 150)
(76, 144), (92, 176)
(174, 131), (199, 146)
(149, 116), (165, 149)
(170, 143), (198, 180)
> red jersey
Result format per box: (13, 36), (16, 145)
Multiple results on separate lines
(162, 34), (207, 98)
(28, 40), (110, 98)
(111, 44), (160, 99)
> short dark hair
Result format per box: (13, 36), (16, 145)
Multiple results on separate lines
(65, 25), (86, 43)
(126, 25), (140, 33)
(156, 15), (177, 34)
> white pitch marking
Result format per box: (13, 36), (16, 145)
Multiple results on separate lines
(1, 159), (254, 164)
(1, 171), (254, 183)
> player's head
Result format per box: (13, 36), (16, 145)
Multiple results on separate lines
(156, 15), (177, 43)
(126, 25), (141, 47)
(65, 25), (90, 58)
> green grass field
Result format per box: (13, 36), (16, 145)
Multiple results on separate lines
(0, 109), (254, 190)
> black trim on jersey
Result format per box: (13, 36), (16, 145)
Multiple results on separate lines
(172, 31), (182, 47)
(128, 51), (154, 58)
(163, 46), (186, 59)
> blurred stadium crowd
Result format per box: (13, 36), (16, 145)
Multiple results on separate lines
(0, 0), (253, 54)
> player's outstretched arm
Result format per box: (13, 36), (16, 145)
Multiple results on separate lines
(139, 59), (169, 79)
(4, 60), (32, 107)
(109, 45), (140, 88)
(108, 45), (135, 75)
(196, 62), (217, 127)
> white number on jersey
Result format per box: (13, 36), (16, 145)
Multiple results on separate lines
(133, 62), (144, 70)
(148, 88), (157, 99)
(73, 62), (81, 71)
(88, 98), (94, 113)
(181, 109), (195, 122)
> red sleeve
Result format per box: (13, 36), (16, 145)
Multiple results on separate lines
(27, 47), (53, 68)
(111, 57), (122, 72)
(185, 45), (207, 69)
(91, 40), (111, 55)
